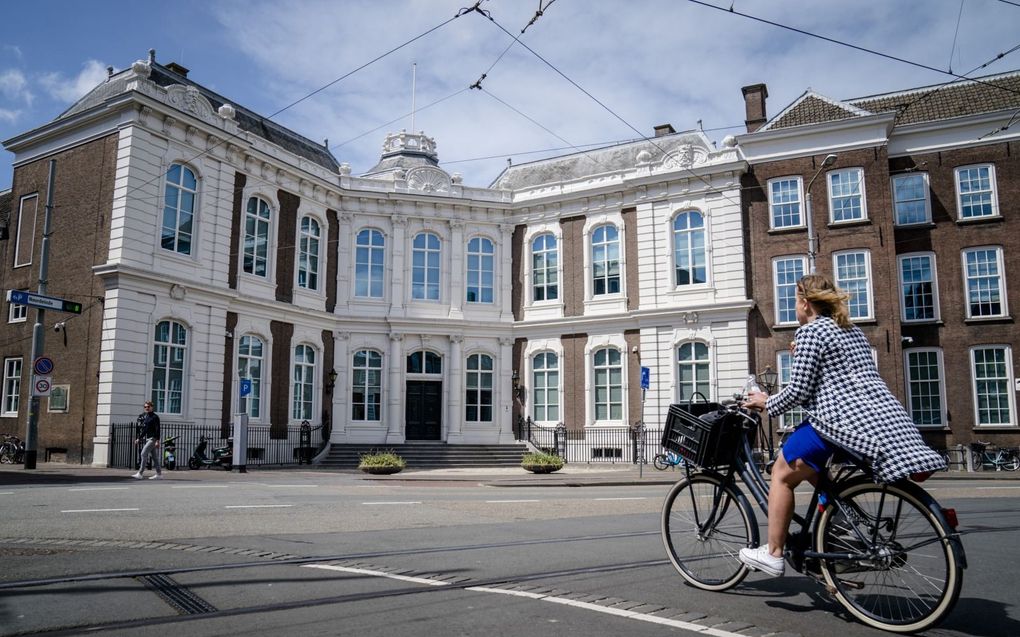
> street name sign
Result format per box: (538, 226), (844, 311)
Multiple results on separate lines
(6, 290), (83, 314)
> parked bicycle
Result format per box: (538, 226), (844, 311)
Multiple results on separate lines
(653, 449), (687, 471)
(0, 434), (26, 464)
(660, 398), (965, 633)
(969, 441), (1020, 471)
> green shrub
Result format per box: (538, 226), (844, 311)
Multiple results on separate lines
(357, 450), (406, 470)
(521, 451), (564, 471)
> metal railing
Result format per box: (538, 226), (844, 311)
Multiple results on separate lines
(110, 422), (325, 470)
(515, 416), (665, 464)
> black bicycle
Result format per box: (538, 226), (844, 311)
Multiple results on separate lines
(659, 400), (965, 633)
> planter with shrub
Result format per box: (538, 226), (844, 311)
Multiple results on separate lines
(358, 450), (406, 475)
(521, 451), (564, 474)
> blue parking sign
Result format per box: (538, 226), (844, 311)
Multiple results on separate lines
(239, 378), (252, 397)
(640, 366), (650, 390)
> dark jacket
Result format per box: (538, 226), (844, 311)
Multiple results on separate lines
(137, 412), (161, 440)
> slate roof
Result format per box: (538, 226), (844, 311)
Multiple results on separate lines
(59, 62), (339, 173)
(762, 69), (1020, 131)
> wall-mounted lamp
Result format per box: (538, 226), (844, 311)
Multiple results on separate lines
(512, 370), (523, 400)
(326, 367), (338, 394)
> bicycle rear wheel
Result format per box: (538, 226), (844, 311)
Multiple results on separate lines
(661, 472), (756, 591)
(0, 444), (13, 464)
(815, 479), (963, 633)
(653, 454), (669, 471)
(1003, 452), (1020, 472)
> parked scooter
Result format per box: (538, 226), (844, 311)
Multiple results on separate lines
(188, 436), (233, 470)
(162, 436), (179, 470)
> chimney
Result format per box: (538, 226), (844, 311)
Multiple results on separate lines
(165, 62), (190, 78)
(742, 83), (768, 133)
(653, 123), (676, 138)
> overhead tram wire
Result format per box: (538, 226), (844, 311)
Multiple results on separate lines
(332, 87), (470, 151)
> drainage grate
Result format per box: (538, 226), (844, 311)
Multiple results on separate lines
(137, 573), (218, 615)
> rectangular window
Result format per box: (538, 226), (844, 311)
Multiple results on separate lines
(2, 358), (22, 416)
(892, 173), (930, 225)
(776, 351), (805, 430)
(14, 194), (38, 267)
(768, 177), (803, 229)
(962, 247), (1006, 319)
(773, 256), (806, 325)
(899, 253), (939, 322)
(955, 164), (998, 219)
(904, 349), (944, 427)
(971, 346), (1015, 426)
(8, 297), (27, 323)
(828, 168), (866, 223)
(833, 250), (873, 320)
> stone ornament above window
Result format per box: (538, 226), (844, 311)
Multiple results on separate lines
(406, 167), (452, 194)
(662, 143), (707, 170)
(166, 85), (215, 120)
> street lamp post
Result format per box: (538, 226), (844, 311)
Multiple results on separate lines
(805, 154), (837, 273)
(756, 366), (779, 460)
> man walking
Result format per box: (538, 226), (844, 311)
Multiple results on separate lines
(132, 401), (162, 480)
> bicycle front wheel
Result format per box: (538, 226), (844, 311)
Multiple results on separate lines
(815, 479), (963, 633)
(1003, 453), (1020, 472)
(661, 472), (756, 591)
(0, 444), (13, 464)
(653, 454), (669, 471)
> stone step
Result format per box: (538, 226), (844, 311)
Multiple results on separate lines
(319, 443), (529, 468)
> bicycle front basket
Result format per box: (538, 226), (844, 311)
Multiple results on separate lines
(661, 402), (743, 468)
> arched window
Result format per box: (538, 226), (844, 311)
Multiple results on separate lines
(352, 349), (382, 421)
(298, 216), (320, 290)
(591, 225), (620, 296)
(593, 347), (622, 420)
(243, 196), (271, 277)
(466, 237), (494, 304)
(355, 229), (385, 298)
(411, 232), (441, 300)
(237, 335), (264, 419)
(673, 211), (706, 286)
(465, 354), (493, 422)
(677, 342), (710, 401)
(292, 345), (315, 421)
(531, 234), (558, 302)
(406, 350), (442, 374)
(162, 164), (196, 255)
(532, 352), (559, 422)
(152, 320), (187, 414)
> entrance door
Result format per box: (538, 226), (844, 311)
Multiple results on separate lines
(405, 381), (442, 440)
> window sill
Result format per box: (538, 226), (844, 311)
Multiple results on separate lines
(894, 221), (935, 230)
(852, 318), (878, 325)
(0, 413), (19, 418)
(902, 319), (943, 326)
(964, 316), (1013, 324)
(827, 219), (871, 229)
(915, 425), (952, 432)
(768, 226), (806, 236)
(974, 425), (1020, 431)
(956, 215), (1003, 226)
(771, 323), (799, 331)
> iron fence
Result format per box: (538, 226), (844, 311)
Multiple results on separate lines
(515, 416), (666, 464)
(110, 422), (325, 470)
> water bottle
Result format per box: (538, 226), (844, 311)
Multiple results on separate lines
(743, 375), (761, 397)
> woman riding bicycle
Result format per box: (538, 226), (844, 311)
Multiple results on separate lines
(739, 273), (945, 577)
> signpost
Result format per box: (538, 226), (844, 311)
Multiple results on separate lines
(7, 290), (82, 314)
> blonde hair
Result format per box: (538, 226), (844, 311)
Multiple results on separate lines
(797, 274), (852, 329)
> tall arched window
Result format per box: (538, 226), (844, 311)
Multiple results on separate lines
(237, 335), (263, 419)
(466, 237), (494, 304)
(593, 347), (622, 420)
(673, 211), (706, 286)
(531, 234), (558, 302)
(532, 352), (559, 422)
(243, 196), (271, 277)
(352, 349), (382, 421)
(355, 229), (385, 298)
(412, 232), (441, 300)
(162, 163), (196, 255)
(298, 216), (320, 290)
(677, 342), (710, 401)
(591, 225), (620, 296)
(406, 350), (442, 374)
(465, 354), (493, 422)
(292, 345), (315, 421)
(152, 320), (187, 414)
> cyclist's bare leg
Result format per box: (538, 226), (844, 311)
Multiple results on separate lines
(767, 454), (819, 557)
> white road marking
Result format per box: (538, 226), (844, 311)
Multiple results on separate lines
(0, 491), (15, 495)
(171, 485), (230, 489)
(265, 484), (318, 488)
(362, 501), (422, 505)
(593, 497), (647, 501)
(485, 499), (540, 503)
(224, 504), (294, 509)
(303, 564), (447, 586)
(68, 487), (129, 492)
(976, 486), (1020, 490)
(61, 508), (139, 513)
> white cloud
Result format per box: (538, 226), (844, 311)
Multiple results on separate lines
(0, 69), (32, 104)
(3, 45), (23, 60)
(0, 106), (19, 123)
(39, 59), (109, 103)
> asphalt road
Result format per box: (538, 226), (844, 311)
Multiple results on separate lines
(1, 466), (1018, 637)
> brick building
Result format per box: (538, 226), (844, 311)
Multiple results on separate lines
(738, 71), (1020, 448)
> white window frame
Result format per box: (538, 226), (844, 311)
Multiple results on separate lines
(767, 176), (804, 230)
(827, 167), (867, 223)
(297, 215), (321, 291)
(590, 224), (621, 297)
(237, 334), (264, 421)
(970, 345), (1016, 427)
(903, 348), (946, 428)
(773, 255), (807, 326)
(592, 347), (623, 423)
(354, 228), (386, 299)
(531, 351), (560, 423)
(891, 172), (931, 226)
(242, 196), (273, 279)
(8, 297), (27, 323)
(2, 357), (22, 417)
(833, 249), (874, 321)
(955, 164), (999, 220)
(151, 320), (187, 415)
(14, 193), (38, 268)
(466, 236), (495, 304)
(465, 352), (494, 423)
(161, 163), (197, 256)
(898, 252), (940, 323)
(672, 210), (707, 288)
(531, 233), (559, 303)
(291, 344), (317, 422)
(961, 246), (1008, 319)
(676, 341), (711, 402)
(776, 350), (805, 431)
(411, 231), (441, 301)
(351, 349), (383, 421)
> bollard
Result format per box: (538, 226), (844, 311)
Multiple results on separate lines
(233, 413), (248, 473)
(299, 421), (312, 464)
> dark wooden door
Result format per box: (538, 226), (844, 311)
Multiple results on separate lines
(405, 381), (442, 440)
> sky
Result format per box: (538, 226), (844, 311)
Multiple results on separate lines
(1, 0), (1019, 192)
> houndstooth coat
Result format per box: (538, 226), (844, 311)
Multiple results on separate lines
(766, 316), (946, 483)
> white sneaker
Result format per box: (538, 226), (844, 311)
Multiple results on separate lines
(739, 545), (785, 577)
(131, 472), (143, 479)
(149, 474), (162, 480)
